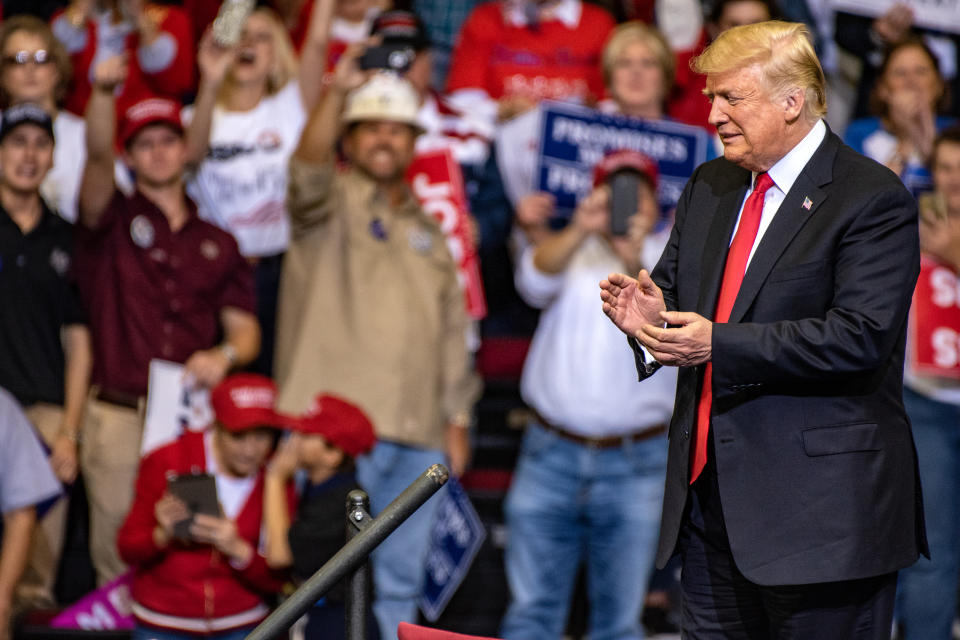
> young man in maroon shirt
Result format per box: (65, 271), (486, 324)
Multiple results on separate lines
(75, 54), (261, 586)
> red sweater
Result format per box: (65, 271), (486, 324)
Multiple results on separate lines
(54, 4), (196, 116)
(446, 1), (614, 104)
(117, 431), (294, 634)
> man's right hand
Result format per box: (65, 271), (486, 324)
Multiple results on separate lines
(599, 270), (667, 339)
(92, 54), (129, 93)
(330, 39), (376, 95)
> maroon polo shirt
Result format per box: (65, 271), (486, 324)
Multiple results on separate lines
(74, 189), (255, 396)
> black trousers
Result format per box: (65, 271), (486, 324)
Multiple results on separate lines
(677, 452), (897, 640)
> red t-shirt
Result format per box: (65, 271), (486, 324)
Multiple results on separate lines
(446, 1), (614, 104)
(74, 190), (255, 396)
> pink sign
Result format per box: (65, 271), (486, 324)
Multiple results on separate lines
(51, 571), (135, 630)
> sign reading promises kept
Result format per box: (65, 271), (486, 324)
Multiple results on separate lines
(536, 101), (712, 217)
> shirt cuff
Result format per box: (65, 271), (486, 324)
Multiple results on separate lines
(628, 335), (661, 379)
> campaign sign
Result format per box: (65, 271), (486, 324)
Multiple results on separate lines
(910, 255), (960, 379)
(830, 0), (960, 36)
(536, 101), (710, 216)
(419, 477), (486, 622)
(51, 572), (135, 630)
(407, 149), (488, 320)
(142, 359), (214, 456)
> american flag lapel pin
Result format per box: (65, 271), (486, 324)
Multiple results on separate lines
(802, 197), (813, 210)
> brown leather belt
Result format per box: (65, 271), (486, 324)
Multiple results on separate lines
(94, 387), (143, 410)
(531, 410), (667, 449)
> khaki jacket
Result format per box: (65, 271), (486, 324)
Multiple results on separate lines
(275, 158), (479, 448)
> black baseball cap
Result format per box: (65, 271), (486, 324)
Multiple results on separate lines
(369, 10), (431, 52)
(0, 103), (54, 143)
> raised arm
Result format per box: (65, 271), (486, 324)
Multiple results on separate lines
(294, 41), (369, 165)
(79, 55), (127, 229)
(184, 31), (237, 169)
(262, 435), (299, 569)
(533, 187), (608, 274)
(297, 0), (335, 112)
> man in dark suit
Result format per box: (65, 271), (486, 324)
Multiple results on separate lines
(600, 20), (927, 639)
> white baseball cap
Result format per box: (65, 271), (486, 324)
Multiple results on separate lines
(342, 72), (424, 133)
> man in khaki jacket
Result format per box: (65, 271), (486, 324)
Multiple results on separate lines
(275, 43), (479, 640)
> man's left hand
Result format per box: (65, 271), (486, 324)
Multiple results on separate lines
(183, 348), (231, 388)
(638, 310), (713, 366)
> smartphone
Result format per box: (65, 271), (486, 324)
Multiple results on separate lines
(608, 170), (640, 237)
(167, 473), (220, 539)
(358, 44), (415, 73)
(212, 0), (255, 47)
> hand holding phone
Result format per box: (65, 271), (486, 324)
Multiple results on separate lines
(166, 473), (220, 540)
(608, 170), (640, 237)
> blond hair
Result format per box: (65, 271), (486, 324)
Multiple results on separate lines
(602, 21), (675, 94)
(693, 20), (826, 120)
(220, 7), (298, 103)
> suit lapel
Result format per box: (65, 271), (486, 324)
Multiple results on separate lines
(697, 172), (750, 318)
(727, 131), (840, 323)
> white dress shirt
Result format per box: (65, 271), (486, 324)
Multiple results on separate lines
(517, 233), (677, 437)
(734, 119), (827, 265)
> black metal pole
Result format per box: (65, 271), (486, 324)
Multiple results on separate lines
(345, 490), (372, 640)
(245, 464), (449, 640)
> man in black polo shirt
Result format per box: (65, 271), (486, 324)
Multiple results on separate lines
(0, 103), (92, 612)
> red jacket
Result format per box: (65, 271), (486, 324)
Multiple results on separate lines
(117, 431), (294, 634)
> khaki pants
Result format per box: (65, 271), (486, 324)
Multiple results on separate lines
(79, 394), (144, 587)
(15, 404), (68, 610)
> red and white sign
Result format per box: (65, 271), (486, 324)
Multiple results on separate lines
(910, 255), (960, 379)
(407, 149), (487, 320)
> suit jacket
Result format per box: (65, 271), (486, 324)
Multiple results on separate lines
(638, 128), (928, 585)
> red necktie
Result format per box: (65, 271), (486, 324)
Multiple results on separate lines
(690, 172), (775, 484)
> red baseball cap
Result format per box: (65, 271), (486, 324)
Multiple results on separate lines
(294, 393), (377, 458)
(119, 97), (183, 148)
(211, 374), (293, 432)
(593, 149), (659, 189)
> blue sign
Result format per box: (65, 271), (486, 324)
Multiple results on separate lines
(419, 477), (486, 622)
(536, 101), (712, 216)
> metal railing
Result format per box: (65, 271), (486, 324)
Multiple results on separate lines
(245, 464), (450, 640)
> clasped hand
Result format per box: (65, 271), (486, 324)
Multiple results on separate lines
(599, 270), (713, 366)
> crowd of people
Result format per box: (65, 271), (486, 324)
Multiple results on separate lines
(0, 0), (958, 639)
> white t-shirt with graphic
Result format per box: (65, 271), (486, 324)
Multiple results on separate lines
(184, 81), (306, 257)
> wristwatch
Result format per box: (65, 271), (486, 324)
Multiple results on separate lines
(220, 343), (237, 366)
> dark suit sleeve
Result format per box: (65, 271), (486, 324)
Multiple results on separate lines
(711, 180), (919, 399)
(627, 167), (697, 380)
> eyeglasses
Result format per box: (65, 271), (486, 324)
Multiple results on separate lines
(3, 50), (52, 66)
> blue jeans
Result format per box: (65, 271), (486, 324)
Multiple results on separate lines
(131, 623), (254, 639)
(500, 422), (667, 640)
(896, 387), (960, 640)
(356, 441), (446, 640)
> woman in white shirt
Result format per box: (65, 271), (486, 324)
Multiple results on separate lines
(184, 4), (329, 376)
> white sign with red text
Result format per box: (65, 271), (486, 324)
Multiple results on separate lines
(910, 256), (960, 379)
(407, 149), (487, 320)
